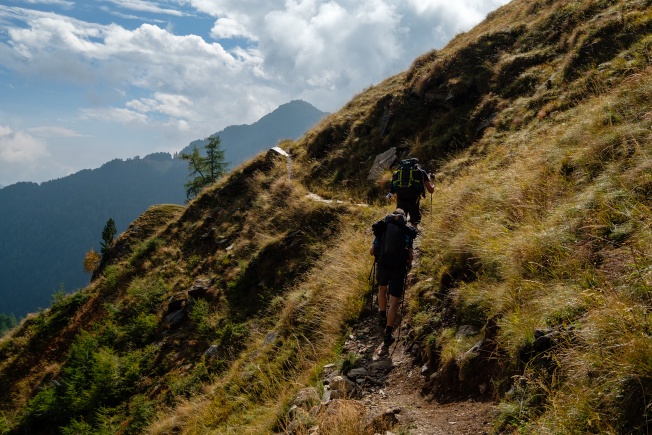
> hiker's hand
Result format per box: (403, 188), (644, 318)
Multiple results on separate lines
(428, 172), (433, 180)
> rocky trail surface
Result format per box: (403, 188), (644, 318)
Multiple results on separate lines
(334, 310), (497, 434)
(289, 189), (497, 433)
(287, 237), (498, 434)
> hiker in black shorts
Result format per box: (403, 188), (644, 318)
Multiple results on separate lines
(370, 209), (417, 346)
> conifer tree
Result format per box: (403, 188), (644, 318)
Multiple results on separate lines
(100, 218), (117, 255)
(180, 136), (228, 199)
(0, 313), (16, 335)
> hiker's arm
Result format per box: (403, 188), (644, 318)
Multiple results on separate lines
(370, 237), (379, 256)
(424, 173), (434, 194)
(407, 248), (413, 264)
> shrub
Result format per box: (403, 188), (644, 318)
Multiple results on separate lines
(126, 313), (158, 346)
(60, 418), (95, 435)
(130, 237), (163, 265)
(126, 395), (156, 434)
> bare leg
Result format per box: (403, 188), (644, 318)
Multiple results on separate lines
(378, 285), (388, 313)
(387, 295), (400, 327)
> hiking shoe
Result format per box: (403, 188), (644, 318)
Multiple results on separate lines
(379, 312), (387, 327)
(383, 333), (395, 347)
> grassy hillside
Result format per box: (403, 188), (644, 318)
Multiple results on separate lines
(3, 0), (652, 433)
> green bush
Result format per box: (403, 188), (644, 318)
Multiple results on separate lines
(21, 385), (61, 426)
(103, 265), (121, 289)
(60, 418), (95, 435)
(127, 278), (168, 314)
(130, 237), (163, 265)
(189, 299), (215, 341)
(126, 313), (158, 346)
(126, 395), (156, 434)
(19, 331), (157, 432)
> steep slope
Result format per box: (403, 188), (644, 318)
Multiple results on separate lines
(2, 0), (652, 433)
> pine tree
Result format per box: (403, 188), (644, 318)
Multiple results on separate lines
(180, 136), (228, 199)
(0, 313), (17, 335)
(100, 218), (117, 255)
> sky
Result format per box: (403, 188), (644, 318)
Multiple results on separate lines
(0, 0), (511, 187)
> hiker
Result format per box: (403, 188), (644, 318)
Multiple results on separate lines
(387, 158), (434, 229)
(370, 208), (418, 346)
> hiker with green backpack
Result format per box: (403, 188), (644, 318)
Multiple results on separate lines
(387, 158), (434, 230)
(370, 208), (418, 347)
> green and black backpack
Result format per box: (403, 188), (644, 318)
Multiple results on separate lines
(391, 158), (425, 200)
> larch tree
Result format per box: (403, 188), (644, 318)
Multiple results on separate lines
(180, 135), (228, 200)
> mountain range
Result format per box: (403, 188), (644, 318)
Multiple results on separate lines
(0, 100), (326, 318)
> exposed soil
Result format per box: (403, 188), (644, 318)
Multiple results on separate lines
(341, 311), (497, 435)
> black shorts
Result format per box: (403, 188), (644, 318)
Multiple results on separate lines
(397, 198), (421, 225)
(376, 264), (407, 298)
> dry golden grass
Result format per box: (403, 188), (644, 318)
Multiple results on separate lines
(408, 51), (652, 433)
(147, 204), (375, 434)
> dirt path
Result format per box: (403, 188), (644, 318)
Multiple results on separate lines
(336, 231), (497, 435)
(341, 311), (496, 434)
(300, 195), (497, 433)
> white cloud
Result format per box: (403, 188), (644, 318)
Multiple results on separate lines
(211, 17), (256, 40)
(80, 107), (149, 124)
(0, 0), (512, 184)
(0, 1), (511, 122)
(28, 126), (88, 137)
(126, 92), (197, 119)
(0, 125), (49, 162)
(105, 0), (185, 17)
(20, 0), (74, 7)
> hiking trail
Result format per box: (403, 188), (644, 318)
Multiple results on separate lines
(295, 147), (495, 432)
(316, 235), (497, 434)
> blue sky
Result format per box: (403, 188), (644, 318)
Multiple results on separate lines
(0, 0), (510, 186)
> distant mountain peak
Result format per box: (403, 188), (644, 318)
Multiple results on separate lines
(180, 100), (328, 167)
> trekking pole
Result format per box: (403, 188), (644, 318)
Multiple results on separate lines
(368, 261), (376, 313)
(390, 266), (409, 357)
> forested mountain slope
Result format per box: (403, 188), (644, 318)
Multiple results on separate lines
(2, 0), (652, 433)
(0, 100), (326, 319)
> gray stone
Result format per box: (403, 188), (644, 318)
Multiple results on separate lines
(264, 331), (278, 344)
(329, 375), (357, 395)
(347, 367), (368, 379)
(369, 359), (393, 373)
(321, 387), (332, 404)
(164, 309), (186, 327)
(292, 387), (320, 410)
(203, 345), (219, 359)
(456, 325), (479, 338)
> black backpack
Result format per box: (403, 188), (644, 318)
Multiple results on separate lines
(391, 158), (425, 200)
(372, 213), (410, 267)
